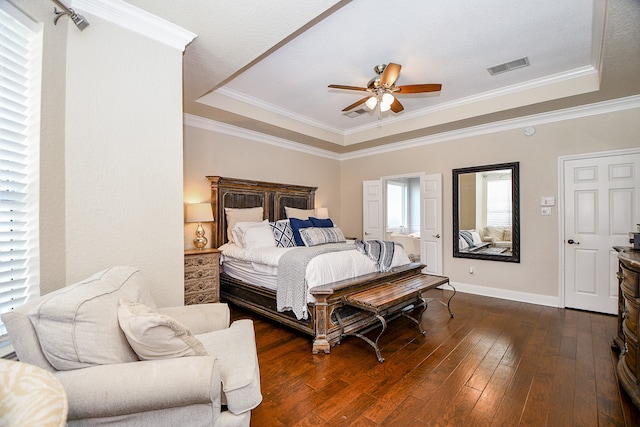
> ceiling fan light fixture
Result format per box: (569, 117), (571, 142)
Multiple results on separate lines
(380, 101), (391, 112)
(365, 96), (378, 110)
(381, 92), (394, 105)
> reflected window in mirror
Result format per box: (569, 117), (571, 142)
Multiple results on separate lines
(453, 162), (520, 263)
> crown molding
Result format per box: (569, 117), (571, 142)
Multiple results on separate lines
(213, 87), (345, 135)
(340, 95), (640, 160)
(72, 0), (196, 51)
(184, 94), (640, 162)
(183, 114), (341, 161)
(344, 66), (599, 136)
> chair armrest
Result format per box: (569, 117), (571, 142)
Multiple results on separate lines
(55, 357), (221, 420)
(158, 303), (230, 334)
(196, 319), (262, 414)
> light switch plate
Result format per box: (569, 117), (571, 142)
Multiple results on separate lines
(541, 207), (552, 216)
(541, 197), (555, 206)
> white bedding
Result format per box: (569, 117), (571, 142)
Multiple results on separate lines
(219, 241), (411, 304)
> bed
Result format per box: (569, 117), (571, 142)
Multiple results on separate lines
(207, 176), (429, 354)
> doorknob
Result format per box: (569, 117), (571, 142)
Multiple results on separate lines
(364, 232), (370, 235)
(567, 239), (580, 245)
(433, 234), (440, 238)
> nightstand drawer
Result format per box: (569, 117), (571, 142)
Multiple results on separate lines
(184, 249), (220, 304)
(185, 254), (217, 269)
(185, 267), (217, 281)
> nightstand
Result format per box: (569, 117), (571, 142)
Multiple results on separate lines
(184, 248), (220, 305)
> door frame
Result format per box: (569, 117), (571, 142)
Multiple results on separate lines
(557, 147), (640, 308)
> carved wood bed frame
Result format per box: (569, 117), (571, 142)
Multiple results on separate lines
(207, 176), (425, 354)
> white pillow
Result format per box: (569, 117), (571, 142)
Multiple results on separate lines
(470, 230), (483, 245)
(284, 206), (316, 220)
(27, 266), (154, 370)
(117, 300), (208, 360)
(225, 207), (263, 243)
(234, 220), (276, 250)
(232, 219), (267, 248)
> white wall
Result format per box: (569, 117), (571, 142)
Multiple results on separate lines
(13, 1), (188, 307)
(62, 11), (185, 306)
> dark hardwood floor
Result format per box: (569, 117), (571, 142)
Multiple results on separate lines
(231, 289), (640, 426)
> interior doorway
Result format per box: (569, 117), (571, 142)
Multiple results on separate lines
(362, 173), (443, 275)
(560, 148), (640, 314)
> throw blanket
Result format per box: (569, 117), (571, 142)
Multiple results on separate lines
(277, 243), (354, 320)
(354, 239), (396, 273)
(459, 230), (475, 248)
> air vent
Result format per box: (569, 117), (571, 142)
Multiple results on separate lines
(487, 57), (530, 76)
(345, 108), (367, 118)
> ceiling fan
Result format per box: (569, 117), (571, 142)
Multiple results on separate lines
(328, 63), (442, 114)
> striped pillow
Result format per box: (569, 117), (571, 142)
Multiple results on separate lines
(299, 227), (346, 247)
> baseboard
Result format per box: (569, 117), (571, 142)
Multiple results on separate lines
(440, 281), (560, 308)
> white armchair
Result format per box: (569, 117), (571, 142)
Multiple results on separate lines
(1, 266), (262, 427)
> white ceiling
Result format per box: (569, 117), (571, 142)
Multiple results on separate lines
(123, 0), (639, 152)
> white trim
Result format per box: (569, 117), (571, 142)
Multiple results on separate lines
(345, 66), (599, 136)
(214, 87), (345, 135)
(556, 146), (640, 309)
(213, 67), (599, 138)
(341, 95), (640, 160)
(448, 281), (560, 308)
(183, 114), (341, 160)
(72, 0), (197, 51)
(185, 95), (640, 161)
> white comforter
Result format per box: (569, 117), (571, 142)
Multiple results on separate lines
(219, 241), (411, 301)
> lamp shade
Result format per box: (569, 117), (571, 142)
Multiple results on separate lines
(315, 207), (329, 219)
(186, 203), (214, 223)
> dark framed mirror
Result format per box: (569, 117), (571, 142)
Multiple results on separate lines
(453, 162), (520, 263)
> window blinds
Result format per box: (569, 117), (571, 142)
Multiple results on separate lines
(0, 1), (42, 348)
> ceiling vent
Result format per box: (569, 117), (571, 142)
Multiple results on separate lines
(345, 108), (367, 118)
(487, 57), (530, 76)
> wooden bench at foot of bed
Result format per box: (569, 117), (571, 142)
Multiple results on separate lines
(222, 263), (455, 354)
(334, 273), (454, 362)
(309, 265), (454, 355)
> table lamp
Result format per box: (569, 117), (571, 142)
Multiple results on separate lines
(186, 202), (214, 249)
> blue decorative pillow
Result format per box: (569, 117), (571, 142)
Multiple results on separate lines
(309, 217), (334, 228)
(289, 218), (313, 246)
(299, 227), (346, 247)
(269, 220), (295, 248)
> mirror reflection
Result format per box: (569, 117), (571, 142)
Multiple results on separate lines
(453, 162), (520, 263)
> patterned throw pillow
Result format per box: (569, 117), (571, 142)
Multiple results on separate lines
(270, 220), (295, 247)
(299, 227), (346, 247)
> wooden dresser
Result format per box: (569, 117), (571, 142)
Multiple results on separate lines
(184, 248), (220, 305)
(615, 246), (640, 409)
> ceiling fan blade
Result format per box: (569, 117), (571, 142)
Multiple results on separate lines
(328, 84), (368, 92)
(390, 98), (404, 113)
(380, 63), (401, 87)
(395, 83), (442, 94)
(342, 96), (370, 112)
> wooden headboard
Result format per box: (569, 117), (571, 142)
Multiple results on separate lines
(207, 176), (317, 248)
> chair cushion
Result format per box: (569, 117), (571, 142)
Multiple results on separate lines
(117, 300), (208, 360)
(27, 266), (156, 371)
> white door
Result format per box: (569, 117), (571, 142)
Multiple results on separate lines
(421, 174), (443, 275)
(563, 151), (640, 314)
(362, 180), (383, 240)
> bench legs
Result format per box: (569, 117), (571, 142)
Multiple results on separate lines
(401, 296), (427, 335)
(335, 285), (457, 362)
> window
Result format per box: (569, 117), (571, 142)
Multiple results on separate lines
(386, 180), (407, 232)
(485, 175), (512, 227)
(0, 2), (42, 353)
